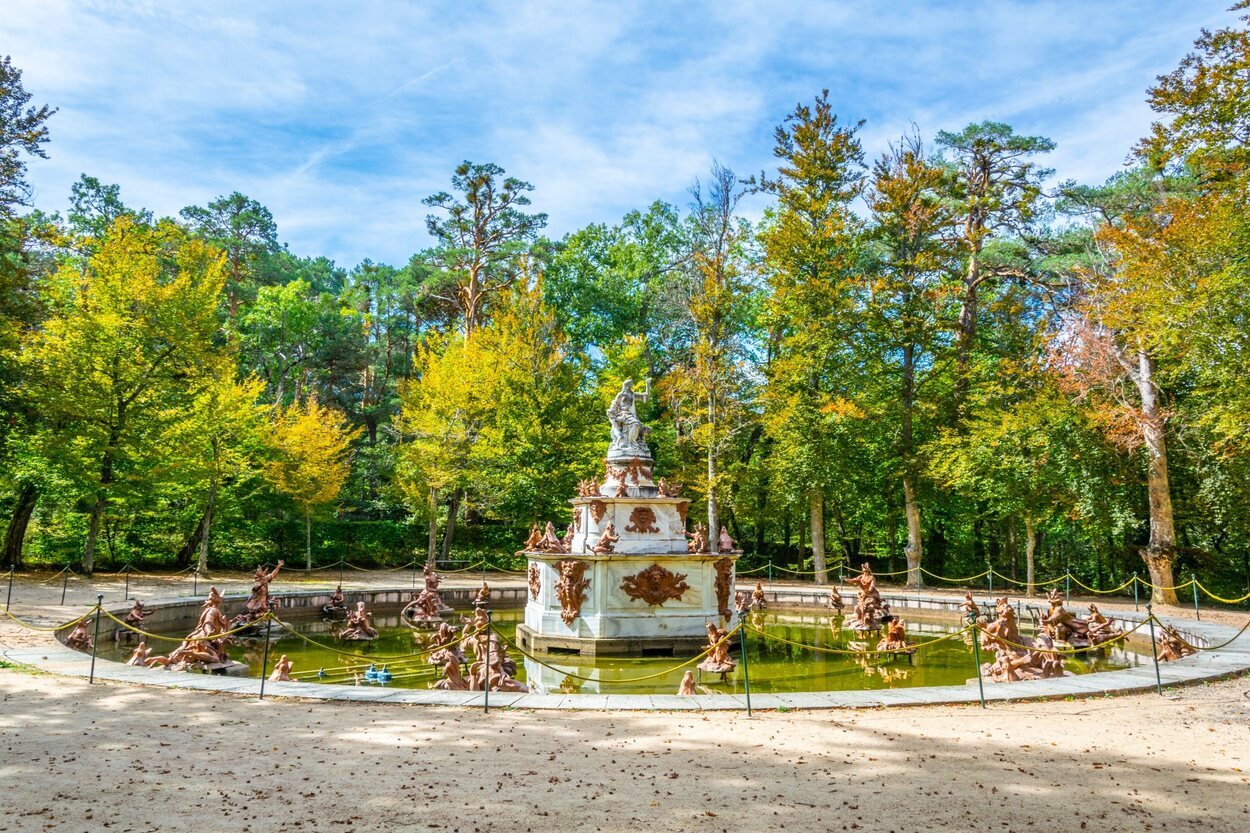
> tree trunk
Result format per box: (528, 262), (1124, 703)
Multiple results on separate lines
(1006, 517), (1018, 581)
(1134, 350), (1179, 604)
(176, 510), (207, 569)
(954, 250), (980, 412)
(305, 512), (312, 570)
(83, 496), (104, 574)
(197, 473), (218, 573)
(810, 492), (827, 584)
(1024, 515), (1037, 597)
(439, 489), (461, 563)
(903, 476), (922, 589)
(426, 486), (439, 566)
(2, 482), (38, 570)
(707, 396), (720, 555)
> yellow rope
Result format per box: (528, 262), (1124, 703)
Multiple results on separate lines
(1064, 575), (1138, 595)
(271, 617), (485, 661)
(0, 605), (96, 633)
(1196, 582), (1250, 605)
(490, 623), (741, 684)
(921, 567), (992, 583)
(1154, 615), (1250, 652)
(747, 624), (974, 656)
(100, 609), (273, 642)
(976, 618), (1149, 656)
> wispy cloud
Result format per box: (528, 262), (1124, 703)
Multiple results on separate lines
(0, 0), (1237, 266)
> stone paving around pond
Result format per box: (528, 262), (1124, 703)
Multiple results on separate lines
(2, 569), (1248, 709)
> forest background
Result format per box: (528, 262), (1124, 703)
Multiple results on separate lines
(3, 8), (1250, 607)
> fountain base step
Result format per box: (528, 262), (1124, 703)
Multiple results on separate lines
(516, 624), (708, 658)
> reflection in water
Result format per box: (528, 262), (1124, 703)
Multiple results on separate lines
(99, 605), (1141, 696)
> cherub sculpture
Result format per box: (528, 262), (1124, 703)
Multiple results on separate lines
(592, 523), (619, 554)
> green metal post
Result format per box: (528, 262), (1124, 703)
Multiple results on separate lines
(1064, 568), (1070, 604)
(1191, 573), (1200, 621)
(192, 567), (198, 597)
(88, 595), (103, 684)
(1145, 604), (1163, 696)
(767, 561), (773, 583)
(1132, 573), (1139, 612)
(60, 568), (70, 605)
(259, 608), (274, 700)
(123, 564), (130, 601)
(483, 609), (492, 714)
(987, 564), (993, 595)
(968, 611), (986, 709)
(737, 615), (752, 717)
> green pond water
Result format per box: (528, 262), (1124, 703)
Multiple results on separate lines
(102, 606), (1142, 696)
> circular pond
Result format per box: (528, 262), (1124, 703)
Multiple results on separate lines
(99, 603), (1143, 696)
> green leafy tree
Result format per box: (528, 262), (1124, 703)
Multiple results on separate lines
(180, 192), (280, 314)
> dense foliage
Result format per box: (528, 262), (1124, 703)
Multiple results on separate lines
(2, 9), (1250, 605)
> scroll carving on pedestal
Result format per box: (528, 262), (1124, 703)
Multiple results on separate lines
(528, 564), (541, 601)
(625, 506), (660, 534)
(554, 560), (590, 626)
(620, 564), (690, 606)
(713, 557), (733, 619)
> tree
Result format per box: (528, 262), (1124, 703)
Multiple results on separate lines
(751, 91), (865, 582)
(180, 192), (279, 314)
(67, 175), (152, 240)
(422, 161), (547, 336)
(22, 217), (225, 572)
(935, 121), (1054, 409)
(862, 133), (956, 586)
(661, 163), (759, 555)
(265, 397), (360, 568)
(0, 56), (56, 219)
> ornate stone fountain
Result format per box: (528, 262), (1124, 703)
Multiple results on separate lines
(517, 379), (739, 656)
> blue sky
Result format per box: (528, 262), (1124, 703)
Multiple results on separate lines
(2, 1), (1236, 267)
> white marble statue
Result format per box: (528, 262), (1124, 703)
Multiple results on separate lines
(607, 379), (650, 456)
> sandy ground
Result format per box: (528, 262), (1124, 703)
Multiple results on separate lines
(2, 571), (1249, 832)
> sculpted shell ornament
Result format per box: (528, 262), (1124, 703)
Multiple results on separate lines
(620, 564), (690, 607)
(554, 560), (590, 626)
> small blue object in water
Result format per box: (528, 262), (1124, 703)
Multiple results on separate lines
(364, 663), (378, 681)
(377, 665), (393, 684)
(316, 668), (326, 678)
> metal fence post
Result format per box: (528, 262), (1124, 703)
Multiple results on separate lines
(192, 567), (198, 597)
(1191, 573), (1200, 621)
(737, 614), (752, 717)
(1064, 568), (1071, 604)
(1145, 604), (1163, 696)
(767, 560), (773, 583)
(259, 606), (275, 700)
(123, 564), (130, 601)
(483, 608), (492, 715)
(338, 558), (345, 587)
(1132, 573), (1139, 612)
(969, 611), (986, 709)
(88, 595), (103, 684)
(987, 565), (993, 595)
(60, 567), (70, 605)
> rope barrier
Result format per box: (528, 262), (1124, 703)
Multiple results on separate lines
(0, 605), (96, 633)
(747, 624), (975, 657)
(975, 618), (1151, 656)
(1064, 575), (1138, 595)
(98, 609), (272, 643)
(269, 617), (485, 662)
(1195, 582), (1250, 605)
(921, 567), (991, 583)
(1155, 614), (1250, 652)
(490, 623), (741, 685)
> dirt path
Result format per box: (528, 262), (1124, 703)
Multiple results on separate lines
(2, 572), (1248, 832)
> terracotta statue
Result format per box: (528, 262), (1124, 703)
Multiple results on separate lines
(146, 587), (234, 671)
(268, 655), (293, 682)
(126, 642), (151, 666)
(677, 670), (698, 696)
(717, 526), (737, 553)
(828, 588), (845, 613)
(423, 564), (444, 595)
(592, 523), (619, 554)
(697, 621), (736, 677)
(562, 523), (576, 553)
(524, 524), (542, 550)
(473, 581), (491, 608)
(848, 563), (885, 632)
(576, 478), (600, 498)
(403, 588), (446, 625)
(469, 633), (528, 692)
(122, 600), (150, 626)
(1157, 624), (1196, 661)
(340, 601), (377, 641)
(537, 521), (563, 552)
(461, 608), (490, 659)
(433, 655), (470, 691)
(686, 523), (709, 554)
(232, 560), (283, 628)
(64, 620), (93, 651)
(1086, 604), (1124, 646)
(876, 617), (914, 654)
(1041, 588), (1091, 647)
(979, 598), (1070, 683)
(657, 478), (681, 498)
(555, 559), (591, 625)
(751, 582), (767, 611)
(427, 621), (465, 666)
(960, 592), (983, 622)
(322, 586), (347, 617)
(615, 481), (630, 497)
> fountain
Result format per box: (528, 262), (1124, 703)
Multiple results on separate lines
(517, 378), (739, 656)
